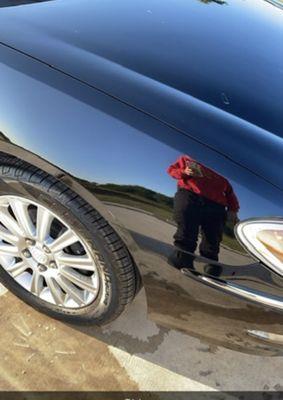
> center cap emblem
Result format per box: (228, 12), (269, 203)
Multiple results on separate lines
(30, 247), (48, 265)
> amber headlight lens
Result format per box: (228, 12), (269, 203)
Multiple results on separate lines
(236, 219), (283, 276)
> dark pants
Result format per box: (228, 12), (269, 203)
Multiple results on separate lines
(173, 189), (226, 262)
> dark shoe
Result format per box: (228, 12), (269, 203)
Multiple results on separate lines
(204, 264), (222, 278)
(167, 250), (194, 270)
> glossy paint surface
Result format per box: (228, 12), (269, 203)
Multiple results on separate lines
(0, 0), (283, 188)
(0, 1), (282, 354)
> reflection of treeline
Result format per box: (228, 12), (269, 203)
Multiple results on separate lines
(78, 179), (244, 253)
(97, 183), (173, 208)
(78, 179), (174, 221)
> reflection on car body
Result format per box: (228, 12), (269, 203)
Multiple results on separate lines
(0, 0), (282, 355)
(167, 154), (239, 275)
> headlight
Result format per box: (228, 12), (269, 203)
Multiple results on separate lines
(236, 219), (283, 276)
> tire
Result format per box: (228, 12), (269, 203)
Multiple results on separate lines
(0, 155), (139, 325)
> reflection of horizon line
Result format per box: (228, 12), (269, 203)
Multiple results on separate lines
(104, 201), (176, 225)
(95, 181), (174, 199)
(76, 177), (174, 197)
(103, 201), (154, 217)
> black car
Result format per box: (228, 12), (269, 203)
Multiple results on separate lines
(0, 0), (282, 355)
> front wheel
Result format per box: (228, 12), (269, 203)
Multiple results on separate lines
(0, 158), (138, 324)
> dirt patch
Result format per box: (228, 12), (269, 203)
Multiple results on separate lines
(0, 292), (139, 391)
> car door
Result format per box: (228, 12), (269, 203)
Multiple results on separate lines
(0, 41), (282, 355)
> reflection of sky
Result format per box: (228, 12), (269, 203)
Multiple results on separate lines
(3, 83), (282, 222)
(0, 67), (176, 196)
(0, 0), (282, 136)
(0, 0), (282, 221)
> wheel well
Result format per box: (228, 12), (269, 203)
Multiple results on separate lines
(0, 151), (143, 295)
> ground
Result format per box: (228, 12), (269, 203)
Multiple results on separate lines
(0, 283), (282, 393)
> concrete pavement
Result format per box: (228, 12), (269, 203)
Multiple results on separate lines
(0, 284), (282, 391)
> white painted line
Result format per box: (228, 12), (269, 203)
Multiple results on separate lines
(0, 284), (7, 296)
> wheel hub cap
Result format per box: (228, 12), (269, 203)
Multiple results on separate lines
(0, 195), (100, 309)
(29, 246), (49, 265)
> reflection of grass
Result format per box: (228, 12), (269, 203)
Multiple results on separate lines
(98, 192), (244, 253)
(97, 193), (173, 222)
(77, 179), (174, 221)
(78, 180), (244, 254)
(222, 233), (244, 253)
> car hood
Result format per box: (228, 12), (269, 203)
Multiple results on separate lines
(0, 0), (283, 189)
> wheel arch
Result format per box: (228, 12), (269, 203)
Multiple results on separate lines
(0, 140), (144, 296)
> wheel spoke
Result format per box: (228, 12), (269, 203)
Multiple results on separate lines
(6, 261), (28, 278)
(49, 229), (79, 253)
(45, 276), (64, 305)
(60, 267), (98, 294)
(55, 253), (95, 271)
(10, 199), (35, 238)
(0, 254), (15, 269)
(0, 195), (100, 309)
(56, 275), (85, 306)
(30, 271), (44, 296)
(36, 207), (53, 243)
(0, 243), (19, 256)
(0, 207), (23, 237)
(0, 226), (19, 245)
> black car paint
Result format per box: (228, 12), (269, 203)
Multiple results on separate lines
(1, 0), (283, 188)
(0, 0), (282, 354)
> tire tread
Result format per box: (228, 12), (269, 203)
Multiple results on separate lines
(0, 153), (139, 325)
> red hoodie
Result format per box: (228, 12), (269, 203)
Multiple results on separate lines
(167, 155), (239, 212)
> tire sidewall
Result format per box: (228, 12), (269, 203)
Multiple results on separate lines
(0, 175), (122, 324)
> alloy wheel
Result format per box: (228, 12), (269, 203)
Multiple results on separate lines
(0, 196), (100, 308)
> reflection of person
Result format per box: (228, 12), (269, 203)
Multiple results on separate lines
(167, 155), (239, 268)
